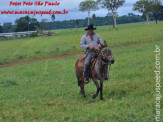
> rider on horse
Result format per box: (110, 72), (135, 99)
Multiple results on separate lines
(80, 24), (108, 84)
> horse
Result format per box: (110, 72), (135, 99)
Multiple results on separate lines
(75, 41), (114, 100)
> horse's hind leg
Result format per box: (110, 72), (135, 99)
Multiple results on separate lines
(80, 83), (86, 97)
(92, 78), (100, 99)
(76, 73), (86, 98)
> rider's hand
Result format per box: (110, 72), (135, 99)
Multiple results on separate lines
(88, 46), (95, 50)
(95, 46), (100, 50)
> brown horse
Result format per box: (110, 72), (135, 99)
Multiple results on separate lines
(75, 41), (114, 100)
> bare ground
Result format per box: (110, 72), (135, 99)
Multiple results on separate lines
(0, 52), (83, 67)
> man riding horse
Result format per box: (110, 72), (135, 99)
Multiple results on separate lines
(80, 24), (108, 84)
(76, 25), (114, 99)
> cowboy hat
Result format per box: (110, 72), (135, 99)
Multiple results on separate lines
(85, 24), (96, 30)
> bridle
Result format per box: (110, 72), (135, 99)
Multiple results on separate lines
(100, 47), (113, 65)
(95, 46), (113, 80)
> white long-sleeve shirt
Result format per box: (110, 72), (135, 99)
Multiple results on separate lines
(80, 33), (103, 53)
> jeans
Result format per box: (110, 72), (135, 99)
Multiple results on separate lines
(83, 51), (96, 80)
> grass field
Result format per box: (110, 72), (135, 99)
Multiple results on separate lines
(0, 40), (163, 121)
(0, 22), (163, 121)
(0, 22), (163, 64)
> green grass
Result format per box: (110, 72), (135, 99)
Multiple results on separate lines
(0, 41), (162, 121)
(0, 22), (163, 64)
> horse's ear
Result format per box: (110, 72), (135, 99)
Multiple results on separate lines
(99, 42), (104, 48)
(104, 40), (107, 47)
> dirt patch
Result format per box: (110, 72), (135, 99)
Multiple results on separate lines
(0, 52), (83, 67)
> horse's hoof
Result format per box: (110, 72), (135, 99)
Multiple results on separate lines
(92, 94), (97, 99)
(83, 95), (86, 98)
(100, 97), (104, 100)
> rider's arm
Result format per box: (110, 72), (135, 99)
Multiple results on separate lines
(80, 35), (89, 49)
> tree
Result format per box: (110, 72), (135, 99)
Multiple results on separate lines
(40, 19), (48, 30)
(98, 0), (125, 30)
(51, 14), (55, 22)
(79, 0), (98, 25)
(29, 18), (40, 31)
(15, 16), (39, 32)
(0, 24), (3, 33)
(15, 18), (28, 32)
(128, 13), (135, 16)
(25, 16), (30, 31)
(133, 0), (154, 26)
(51, 14), (56, 29)
(158, 5), (163, 20)
(92, 14), (96, 25)
(3, 22), (12, 33)
(107, 12), (113, 30)
(75, 19), (79, 28)
(151, 0), (162, 24)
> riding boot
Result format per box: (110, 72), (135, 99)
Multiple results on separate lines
(83, 65), (90, 84)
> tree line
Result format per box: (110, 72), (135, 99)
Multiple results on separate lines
(0, 13), (145, 33)
(79, 0), (163, 29)
(0, 0), (163, 33)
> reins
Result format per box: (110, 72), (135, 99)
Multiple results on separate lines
(108, 64), (111, 80)
(94, 48), (112, 81)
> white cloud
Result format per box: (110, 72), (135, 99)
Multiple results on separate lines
(0, 0), (140, 24)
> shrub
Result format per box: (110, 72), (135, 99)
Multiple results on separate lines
(47, 31), (53, 36)
(30, 32), (38, 37)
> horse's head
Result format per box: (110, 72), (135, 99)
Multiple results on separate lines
(99, 41), (114, 64)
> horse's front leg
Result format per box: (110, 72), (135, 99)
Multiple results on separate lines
(100, 80), (104, 100)
(92, 78), (100, 99)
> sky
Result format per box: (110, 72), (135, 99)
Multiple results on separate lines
(0, 0), (142, 25)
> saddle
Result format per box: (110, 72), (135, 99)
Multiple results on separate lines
(79, 55), (97, 66)
(79, 54), (97, 79)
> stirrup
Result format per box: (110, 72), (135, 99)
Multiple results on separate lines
(84, 78), (89, 84)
